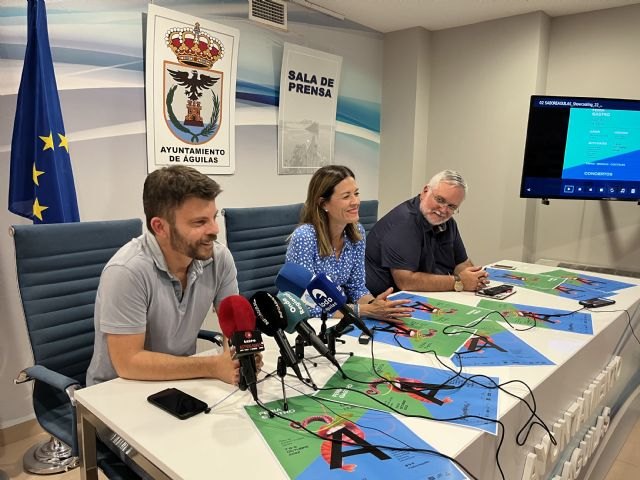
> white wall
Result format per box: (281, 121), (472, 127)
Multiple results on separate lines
(379, 27), (430, 214)
(380, 4), (640, 271)
(535, 5), (640, 270)
(428, 12), (551, 266)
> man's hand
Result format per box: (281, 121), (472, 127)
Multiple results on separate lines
(458, 266), (489, 291)
(215, 349), (264, 387)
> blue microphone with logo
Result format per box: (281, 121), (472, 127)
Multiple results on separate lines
(306, 273), (373, 337)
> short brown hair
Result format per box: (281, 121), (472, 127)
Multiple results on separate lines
(300, 165), (361, 257)
(143, 165), (221, 232)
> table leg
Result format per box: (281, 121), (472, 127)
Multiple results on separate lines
(77, 403), (99, 480)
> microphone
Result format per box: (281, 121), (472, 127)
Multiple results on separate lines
(307, 273), (373, 337)
(217, 295), (264, 401)
(276, 263), (372, 337)
(249, 291), (305, 383)
(276, 291), (342, 370)
(275, 262), (313, 298)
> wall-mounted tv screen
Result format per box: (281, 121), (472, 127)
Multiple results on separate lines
(520, 95), (640, 202)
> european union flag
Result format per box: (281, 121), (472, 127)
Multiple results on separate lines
(8, 0), (79, 224)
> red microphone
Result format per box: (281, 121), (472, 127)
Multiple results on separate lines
(218, 295), (264, 401)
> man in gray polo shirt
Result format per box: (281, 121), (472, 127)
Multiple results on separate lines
(87, 165), (257, 386)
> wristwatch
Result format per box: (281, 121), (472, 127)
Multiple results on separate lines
(453, 274), (464, 292)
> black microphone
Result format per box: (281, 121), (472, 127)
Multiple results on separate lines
(218, 295), (264, 401)
(249, 291), (305, 383)
(276, 291), (342, 371)
(307, 273), (373, 336)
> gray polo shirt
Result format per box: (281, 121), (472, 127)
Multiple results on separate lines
(86, 232), (238, 386)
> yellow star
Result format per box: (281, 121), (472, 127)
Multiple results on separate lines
(33, 198), (49, 221)
(32, 163), (45, 186)
(57, 133), (69, 152)
(39, 132), (54, 151)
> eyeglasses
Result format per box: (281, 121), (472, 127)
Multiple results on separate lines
(430, 189), (459, 213)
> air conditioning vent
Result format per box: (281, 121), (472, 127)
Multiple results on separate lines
(249, 0), (287, 31)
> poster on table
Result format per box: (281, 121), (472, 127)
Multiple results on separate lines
(317, 356), (499, 435)
(278, 43), (342, 174)
(145, 5), (239, 174)
(245, 396), (469, 479)
(477, 298), (594, 335)
(542, 269), (635, 293)
(348, 293), (492, 357)
(451, 318), (555, 368)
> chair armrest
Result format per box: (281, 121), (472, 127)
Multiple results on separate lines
(16, 365), (80, 392)
(198, 329), (224, 347)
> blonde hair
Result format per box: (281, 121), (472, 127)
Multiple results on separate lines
(300, 165), (361, 257)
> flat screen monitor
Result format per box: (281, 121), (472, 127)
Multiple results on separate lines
(520, 95), (640, 202)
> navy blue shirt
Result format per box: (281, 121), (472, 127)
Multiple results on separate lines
(365, 195), (468, 296)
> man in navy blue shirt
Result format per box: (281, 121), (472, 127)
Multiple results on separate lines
(365, 170), (488, 295)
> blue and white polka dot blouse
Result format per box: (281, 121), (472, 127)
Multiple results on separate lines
(285, 223), (370, 317)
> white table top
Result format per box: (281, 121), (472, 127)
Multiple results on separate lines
(75, 261), (640, 479)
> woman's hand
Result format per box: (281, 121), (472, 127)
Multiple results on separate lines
(359, 288), (414, 322)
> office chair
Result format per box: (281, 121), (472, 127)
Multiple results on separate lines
(223, 203), (303, 298)
(359, 199), (379, 235)
(10, 219), (223, 478)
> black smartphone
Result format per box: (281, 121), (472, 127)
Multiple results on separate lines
(579, 297), (616, 308)
(476, 284), (515, 299)
(147, 388), (208, 420)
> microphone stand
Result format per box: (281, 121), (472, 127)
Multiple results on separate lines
(318, 311), (346, 347)
(293, 336), (319, 388)
(317, 310), (353, 359)
(276, 356), (289, 411)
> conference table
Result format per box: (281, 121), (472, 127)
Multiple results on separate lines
(75, 261), (640, 480)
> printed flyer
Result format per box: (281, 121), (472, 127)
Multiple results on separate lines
(245, 396), (468, 479)
(316, 356), (499, 434)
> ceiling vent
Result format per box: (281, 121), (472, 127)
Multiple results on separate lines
(249, 0), (288, 31)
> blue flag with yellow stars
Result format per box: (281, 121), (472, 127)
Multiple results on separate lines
(8, 0), (80, 224)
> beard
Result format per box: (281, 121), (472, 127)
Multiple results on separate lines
(419, 204), (449, 226)
(169, 223), (216, 260)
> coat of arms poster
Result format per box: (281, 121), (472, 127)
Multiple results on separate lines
(145, 5), (239, 174)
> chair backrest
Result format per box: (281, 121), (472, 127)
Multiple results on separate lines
(12, 219), (143, 385)
(223, 204), (302, 298)
(359, 199), (379, 235)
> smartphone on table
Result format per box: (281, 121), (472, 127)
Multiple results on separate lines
(476, 284), (515, 300)
(579, 297), (616, 308)
(147, 388), (208, 420)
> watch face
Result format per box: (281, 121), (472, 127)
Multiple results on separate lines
(454, 280), (464, 292)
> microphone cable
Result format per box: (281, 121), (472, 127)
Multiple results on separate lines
(380, 327), (556, 449)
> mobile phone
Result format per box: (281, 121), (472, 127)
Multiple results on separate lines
(579, 297), (616, 308)
(147, 388), (208, 420)
(476, 284), (515, 300)
(490, 264), (516, 270)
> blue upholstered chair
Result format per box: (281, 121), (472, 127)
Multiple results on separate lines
(223, 199), (379, 298)
(223, 203), (303, 298)
(11, 219), (224, 477)
(11, 219), (143, 478)
(359, 199), (379, 235)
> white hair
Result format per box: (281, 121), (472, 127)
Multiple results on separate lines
(427, 170), (468, 193)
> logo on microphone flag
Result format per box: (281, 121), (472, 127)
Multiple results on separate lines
(9, 0), (80, 224)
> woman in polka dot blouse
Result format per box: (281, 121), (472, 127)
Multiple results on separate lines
(286, 165), (412, 321)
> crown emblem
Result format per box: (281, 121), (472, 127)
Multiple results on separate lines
(165, 22), (224, 69)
